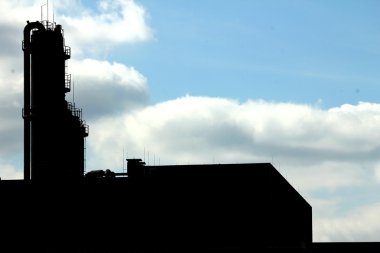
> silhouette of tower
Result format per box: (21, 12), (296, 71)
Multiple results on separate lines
(23, 20), (88, 181)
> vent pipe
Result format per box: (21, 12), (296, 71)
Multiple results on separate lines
(23, 21), (45, 180)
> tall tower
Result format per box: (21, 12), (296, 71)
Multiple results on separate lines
(23, 20), (88, 181)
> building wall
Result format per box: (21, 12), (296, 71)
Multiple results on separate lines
(128, 162), (313, 251)
(0, 163), (312, 252)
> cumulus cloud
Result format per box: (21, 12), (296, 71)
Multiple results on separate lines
(0, 163), (23, 180)
(314, 202), (380, 242)
(375, 164), (380, 183)
(88, 97), (380, 170)
(69, 58), (148, 119)
(58, 0), (153, 56)
(85, 96), (380, 241)
(0, 0), (153, 56)
(0, 1), (39, 177)
(289, 162), (365, 192)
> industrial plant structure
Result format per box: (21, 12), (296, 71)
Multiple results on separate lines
(23, 20), (88, 181)
(0, 18), (379, 253)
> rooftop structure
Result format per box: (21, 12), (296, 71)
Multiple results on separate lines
(23, 20), (88, 181)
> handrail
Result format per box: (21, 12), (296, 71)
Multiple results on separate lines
(41, 20), (55, 30)
(65, 74), (71, 91)
(67, 102), (86, 122)
(83, 124), (89, 135)
(64, 46), (71, 58)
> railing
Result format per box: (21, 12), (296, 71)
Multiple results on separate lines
(41, 20), (55, 30)
(67, 102), (89, 134)
(83, 122), (89, 135)
(65, 74), (71, 91)
(67, 102), (82, 119)
(64, 46), (71, 59)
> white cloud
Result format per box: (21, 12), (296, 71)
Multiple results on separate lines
(0, 58), (23, 158)
(374, 164), (380, 183)
(58, 0), (153, 56)
(289, 161), (365, 192)
(0, 163), (23, 180)
(0, 1), (41, 24)
(314, 202), (380, 242)
(87, 97), (380, 174)
(84, 96), (380, 242)
(0, 0), (153, 58)
(69, 58), (148, 119)
(310, 197), (342, 218)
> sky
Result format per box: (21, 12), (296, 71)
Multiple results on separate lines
(0, 0), (380, 242)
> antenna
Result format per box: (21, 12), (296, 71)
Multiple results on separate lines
(41, 1), (49, 21)
(52, 1), (55, 25)
(41, 3), (45, 21)
(72, 75), (75, 104)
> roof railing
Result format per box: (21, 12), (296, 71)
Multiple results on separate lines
(67, 102), (89, 135)
(41, 20), (55, 30)
(64, 46), (71, 59)
(67, 102), (82, 120)
(65, 74), (71, 92)
(83, 123), (89, 135)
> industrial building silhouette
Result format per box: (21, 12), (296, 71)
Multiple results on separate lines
(0, 19), (379, 252)
(22, 20), (88, 182)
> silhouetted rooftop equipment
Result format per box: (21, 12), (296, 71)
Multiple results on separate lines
(23, 19), (88, 181)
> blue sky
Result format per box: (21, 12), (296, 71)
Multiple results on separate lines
(0, 0), (380, 242)
(110, 0), (380, 107)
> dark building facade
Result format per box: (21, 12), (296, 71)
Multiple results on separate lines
(1, 161), (312, 252)
(23, 20), (88, 181)
(126, 160), (313, 251)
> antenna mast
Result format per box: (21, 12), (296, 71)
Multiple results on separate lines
(41, 0), (50, 22)
(72, 75), (75, 104)
(53, 1), (55, 25)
